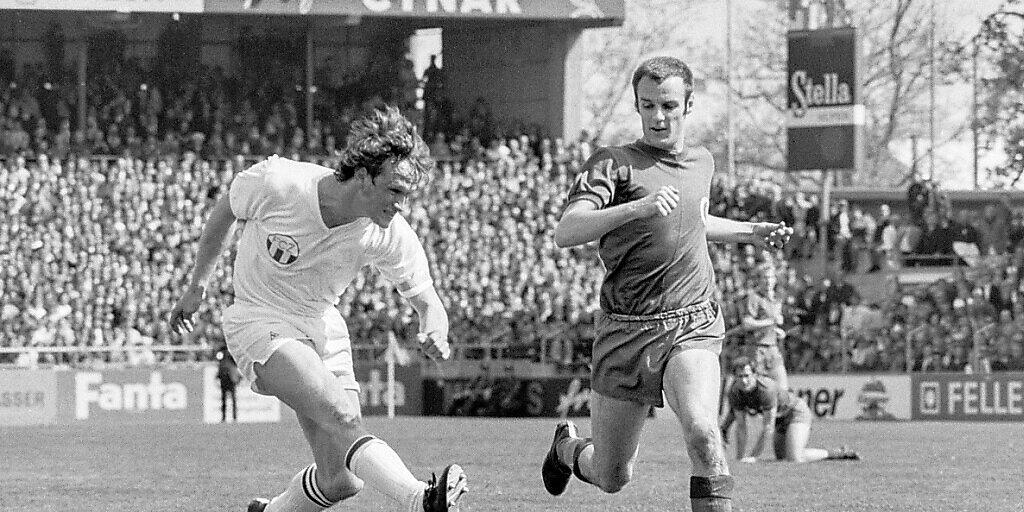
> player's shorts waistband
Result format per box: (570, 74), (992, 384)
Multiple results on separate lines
(603, 300), (716, 323)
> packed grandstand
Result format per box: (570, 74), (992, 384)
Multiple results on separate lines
(3, 45), (1024, 375)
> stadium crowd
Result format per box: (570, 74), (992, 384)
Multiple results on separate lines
(3, 52), (1024, 374)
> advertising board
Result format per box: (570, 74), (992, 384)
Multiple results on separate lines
(912, 373), (1024, 421)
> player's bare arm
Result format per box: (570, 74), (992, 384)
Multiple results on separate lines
(719, 408), (736, 444)
(742, 315), (777, 330)
(744, 408), (777, 463)
(407, 286), (452, 361)
(734, 410), (749, 460)
(554, 185), (680, 247)
(168, 193), (238, 335)
(705, 215), (793, 249)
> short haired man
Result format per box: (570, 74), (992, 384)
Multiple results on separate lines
(540, 56), (793, 512)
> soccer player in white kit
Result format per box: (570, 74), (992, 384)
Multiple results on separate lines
(169, 107), (468, 512)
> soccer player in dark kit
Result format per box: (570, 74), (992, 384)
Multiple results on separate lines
(720, 356), (859, 464)
(540, 56), (792, 512)
(741, 270), (789, 391)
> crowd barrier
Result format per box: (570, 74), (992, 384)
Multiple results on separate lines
(787, 374), (912, 421)
(0, 361), (423, 427)
(423, 376), (592, 418)
(4, 369), (1022, 425)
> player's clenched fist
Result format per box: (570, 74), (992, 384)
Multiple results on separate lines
(636, 185), (680, 218)
(752, 221), (794, 250)
(418, 331), (451, 361)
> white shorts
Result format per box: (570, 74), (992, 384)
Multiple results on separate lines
(222, 302), (359, 395)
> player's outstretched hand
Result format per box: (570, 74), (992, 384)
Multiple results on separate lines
(169, 284), (206, 336)
(637, 185), (680, 218)
(751, 221), (793, 250)
(418, 331), (451, 361)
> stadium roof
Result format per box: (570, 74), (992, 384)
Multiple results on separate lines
(0, 0), (625, 25)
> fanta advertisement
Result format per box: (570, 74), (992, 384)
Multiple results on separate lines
(70, 369), (204, 423)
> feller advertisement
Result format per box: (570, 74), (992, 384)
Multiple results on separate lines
(786, 27), (864, 172)
(0, 370), (58, 426)
(786, 374), (911, 421)
(912, 373), (1024, 421)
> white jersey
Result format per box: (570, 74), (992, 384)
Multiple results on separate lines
(228, 156), (433, 319)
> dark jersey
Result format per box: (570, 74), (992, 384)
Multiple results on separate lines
(565, 141), (716, 316)
(728, 376), (795, 417)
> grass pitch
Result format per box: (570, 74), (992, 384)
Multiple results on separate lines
(2, 415), (1022, 511)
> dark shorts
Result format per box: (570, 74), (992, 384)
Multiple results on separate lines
(591, 300), (725, 407)
(774, 398), (813, 460)
(774, 397), (813, 434)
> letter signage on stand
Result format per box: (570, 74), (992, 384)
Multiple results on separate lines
(201, 366), (281, 424)
(66, 369), (203, 424)
(423, 377), (592, 417)
(202, 0), (624, 21)
(0, 0), (204, 11)
(912, 373), (1024, 420)
(356, 363), (423, 416)
(783, 375), (911, 421)
(0, 370), (58, 426)
(786, 27), (863, 172)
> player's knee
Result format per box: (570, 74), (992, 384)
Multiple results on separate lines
(312, 396), (362, 438)
(597, 467), (632, 494)
(686, 423), (725, 468)
(327, 403), (361, 429)
(686, 422), (718, 451)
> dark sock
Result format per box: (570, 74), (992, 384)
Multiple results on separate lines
(827, 447), (858, 460)
(690, 475), (734, 512)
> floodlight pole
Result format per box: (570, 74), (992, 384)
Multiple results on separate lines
(928, 0), (936, 181)
(77, 43), (87, 134)
(726, 0), (735, 177)
(818, 169), (832, 272)
(306, 28), (315, 148)
(972, 44), (979, 190)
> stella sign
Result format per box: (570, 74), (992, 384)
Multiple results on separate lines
(786, 27), (863, 172)
(790, 71), (852, 117)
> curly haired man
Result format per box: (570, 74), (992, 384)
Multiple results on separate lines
(170, 106), (468, 512)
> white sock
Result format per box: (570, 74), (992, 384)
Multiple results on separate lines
(345, 436), (426, 512)
(265, 464), (334, 512)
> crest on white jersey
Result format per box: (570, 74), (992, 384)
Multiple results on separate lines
(266, 234), (300, 265)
